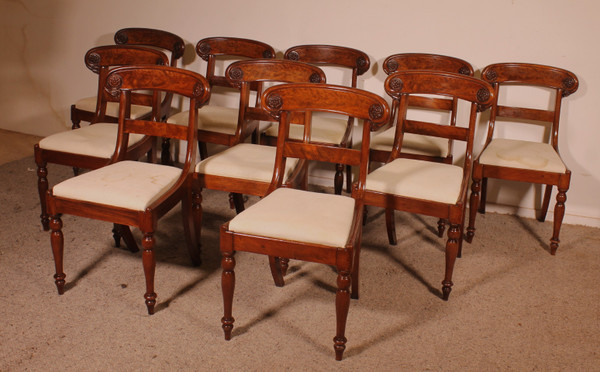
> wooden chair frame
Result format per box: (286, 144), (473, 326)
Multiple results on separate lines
(466, 62), (579, 255)
(220, 83), (390, 360)
(363, 71), (494, 300)
(46, 65), (211, 315)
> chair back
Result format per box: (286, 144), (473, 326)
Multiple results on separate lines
(384, 70), (494, 175)
(196, 37), (276, 89)
(381, 53), (475, 161)
(105, 65), (211, 171)
(114, 28), (185, 67)
(480, 62), (578, 150)
(225, 59), (326, 134)
(261, 83), (390, 195)
(84, 45), (169, 123)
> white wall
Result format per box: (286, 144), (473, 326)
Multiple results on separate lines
(1, 0), (599, 226)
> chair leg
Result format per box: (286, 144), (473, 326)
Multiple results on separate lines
(198, 141), (208, 160)
(442, 223), (461, 301)
(268, 256), (285, 287)
(112, 224), (139, 253)
(538, 184), (553, 222)
(141, 232), (157, 315)
(437, 219), (446, 238)
(50, 215), (66, 295)
(35, 149), (49, 231)
(182, 189), (202, 266)
(279, 258), (289, 276)
(466, 176), (482, 244)
(229, 193), (245, 214)
(550, 186), (568, 255)
(385, 208), (397, 245)
(334, 268), (351, 361)
(70, 105), (81, 129)
(334, 163), (344, 195)
(221, 251), (236, 340)
(478, 177), (488, 213)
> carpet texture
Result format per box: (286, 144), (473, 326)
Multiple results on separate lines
(1, 156), (599, 371)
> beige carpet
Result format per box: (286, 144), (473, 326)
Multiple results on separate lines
(1, 152), (599, 370)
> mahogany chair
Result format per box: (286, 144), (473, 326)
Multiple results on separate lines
(70, 28), (184, 129)
(260, 44), (371, 194)
(188, 58), (325, 249)
(35, 45), (168, 244)
(45, 65), (211, 315)
(363, 70), (494, 300)
(167, 37), (275, 159)
(220, 83), (390, 361)
(370, 53), (474, 165)
(467, 63), (578, 255)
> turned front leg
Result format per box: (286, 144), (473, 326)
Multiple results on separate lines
(334, 269), (351, 361)
(221, 251), (236, 340)
(141, 232), (157, 315)
(550, 187), (567, 255)
(442, 224), (460, 301)
(36, 157), (49, 231)
(49, 215), (65, 294)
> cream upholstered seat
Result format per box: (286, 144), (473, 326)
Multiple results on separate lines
(478, 138), (566, 173)
(52, 160), (181, 211)
(467, 63), (579, 255)
(73, 97), (152, 121)
(38, 124), (145, 158)
(363, 70), (494, 301)
(370, 127), (449, 158)
(229, 188), (355, 247)
(167, 105), (239, 135)
(195, 143), (299, 182)
(366, 158), (463, 204)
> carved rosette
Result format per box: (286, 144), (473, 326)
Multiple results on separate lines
(106, 73), (123, 98)
(309, 72), (322, 83)
(228, 67), (243, 81)
(193, 82), (205, 98)
(356, 56), (367, 69)
(369, 104), (385, 121)
(562, 76), (576, 96)
(114, 31), (128, 45)
(263, 49), (274, 58)
(386, 59), (399, 73)
(389, 77), (404, 92)
(458, 66), (471, 75)
(484, 69), (498, 82)
(476, 88), (490, 103)
(266, 93), (283, 111)
(173, 41), (185, 59)
(87, 52), (101, 73)
(197, 42), (211, 61)
(287, 51), (299, 61)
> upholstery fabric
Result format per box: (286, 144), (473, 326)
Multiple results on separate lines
(479, 138), (567, 173)
(370, 127), (449, 157)
(228, 188), (356, 248)
(168, 105), (238, 135)
(38, 124), (145, 158)
(195, 143), (299, 182)
(51, 160), (181, 211)
(75, 96), (152, 120)
(263, 113), (348, 143)
(366, 158), (463, 204)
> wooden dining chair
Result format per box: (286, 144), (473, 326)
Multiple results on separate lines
(466, 63), (579, 255)
(167, 37), (275, 160)
(35, 45), (168, 248)
(46, 65), (211, 315)
(220, 83), (390, 361)
(260, 44), (371, 194)
(363, 70), (494, 301)
(188, 59), (325, 252)
(368, 53), (475, 238)
(370, 53), (474, 165)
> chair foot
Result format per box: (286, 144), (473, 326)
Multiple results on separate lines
(54, 273), (66, 295)
(222, 316), (234, 340)
(334, 336), (347, 361)
(442, 281), (452, 301)
(465, 228), (474, 244)
(550, 239), (558, 255)
(144, 292), (157, 315)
